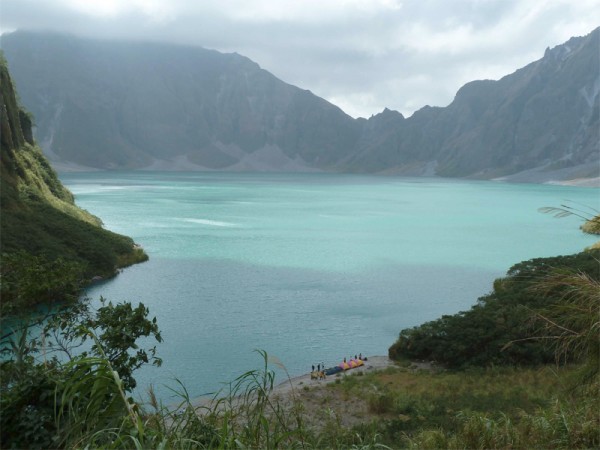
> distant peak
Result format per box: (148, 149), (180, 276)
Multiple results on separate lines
(379, 107), (404, 119)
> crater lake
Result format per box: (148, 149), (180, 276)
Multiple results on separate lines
(60, 171), (599, 402)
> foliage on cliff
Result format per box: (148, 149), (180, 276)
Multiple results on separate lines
(0, 55), (147, 310)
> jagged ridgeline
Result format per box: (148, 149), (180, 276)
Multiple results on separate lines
(1, 28), (598, 181)
(0, 54), (147, 305)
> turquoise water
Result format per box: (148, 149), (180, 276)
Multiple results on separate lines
(60, 172), (599, 402)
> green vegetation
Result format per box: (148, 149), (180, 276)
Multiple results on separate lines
(322, 364), (598, 448)
(0, 297), (162, 449)
(1, 243), (598, 448)
(1, 190), (597, 449)
(2, 241), (597, 449)
(3, 333), (597, 449)
(0, 53), (147, 313)
(400, 264), (600, 449)
(388, 249), (600, 368)
(2, 47), (598, 448)
(0, 252), (82, 316)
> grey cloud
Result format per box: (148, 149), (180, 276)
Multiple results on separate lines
(1, 0), (598, 118)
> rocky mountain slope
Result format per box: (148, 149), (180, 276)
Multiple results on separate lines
(1, 32), (358, 172)
(347, 28), (599, 181)
(0, 55), (146, 286)
(1, 28), (598, 182)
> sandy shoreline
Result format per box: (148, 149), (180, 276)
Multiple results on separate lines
(190, 355), (395, 409)
(271, 355), (394, 398)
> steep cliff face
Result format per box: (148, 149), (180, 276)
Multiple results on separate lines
(1, 33), (359, 171)
(0, 56), (146, 280)
(346, 27), (600, 180)
(439, 30), (599, 178)
(2, 28), (598, 182)
(1, 57), (81, 219)
(1, 56), (32, 153)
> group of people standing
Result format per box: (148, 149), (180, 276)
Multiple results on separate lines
(342, 353), (364, 363)
(310, 362), (327, 380)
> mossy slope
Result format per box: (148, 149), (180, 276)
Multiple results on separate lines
(0, 55), (147, 293)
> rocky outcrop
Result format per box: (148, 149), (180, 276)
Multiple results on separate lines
(0, 57), (26, 153)
(344, 27), (600, 180)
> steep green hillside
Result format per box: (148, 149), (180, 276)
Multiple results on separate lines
(0, 55), (147, 309)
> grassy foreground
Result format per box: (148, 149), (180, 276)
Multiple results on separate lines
(299, 362), (599, 449)
(10, 350), (595, 449)
(2, 244), (598, 448)
(2, 249), (598, 449)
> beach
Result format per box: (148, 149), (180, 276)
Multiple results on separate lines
(190, 355), (395, 409)
(271, 355), (395, 397)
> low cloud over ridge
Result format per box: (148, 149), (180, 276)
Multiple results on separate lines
(1, 0), (599, 118)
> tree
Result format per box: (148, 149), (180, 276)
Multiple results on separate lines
(45, 297), (163, 391)
(1, 296), (162, 448)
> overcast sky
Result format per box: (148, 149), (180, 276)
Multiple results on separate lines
(1, 0), (599, 118)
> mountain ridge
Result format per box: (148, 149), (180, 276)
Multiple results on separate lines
(1, 28), (598, 182)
